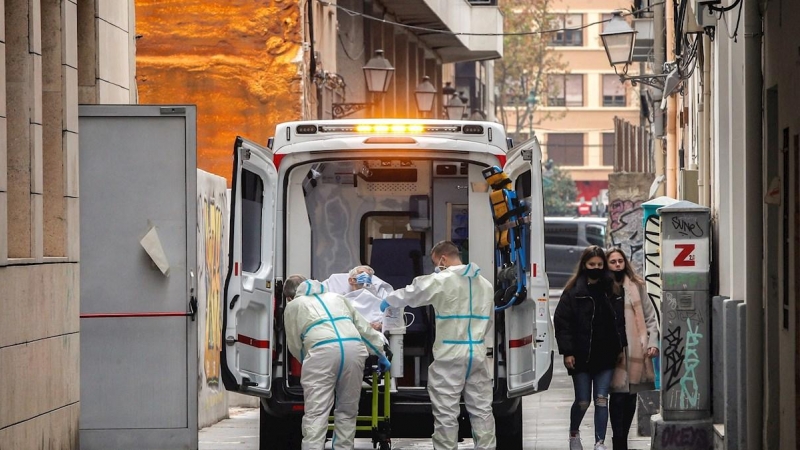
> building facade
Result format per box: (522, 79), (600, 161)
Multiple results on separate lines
(0, 1), (136, 448)
(505, 0), (641, 210)
(647, 0), (799, 447)
(304, 0), (503, 122)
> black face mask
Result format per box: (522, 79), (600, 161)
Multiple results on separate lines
(613, 270), (625, 282)
(585, 268), (604, 281)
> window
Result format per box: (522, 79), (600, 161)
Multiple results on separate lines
(548, 74), (583, 107)
(547, 133), (584, 166)
(602, 133), (616, 166)
(550, 14), (583, 46)
(586, 225), (606, 247)
(544, 223), (579, 246)
(603, 75), (626, 106)
(241, 169), (264, 272)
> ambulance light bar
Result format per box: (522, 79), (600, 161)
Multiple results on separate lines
(296, 123), (486, 136)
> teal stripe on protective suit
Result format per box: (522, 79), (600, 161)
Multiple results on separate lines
(435, 314), (490, 320)
(442, 339), (484, 345)
(462, 263), (473, 276)
(466, 277), (474, 377)
(301, 316), (351, 340)
(305, 280), (312, 296)
(312, 337), (361, 348)
(313, 294), (347, 382)
(361, 337), (381, 356)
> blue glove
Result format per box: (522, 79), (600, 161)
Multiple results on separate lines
(355, 273), (373, 285)
(380, 299), (390, 312)
(378, 355), (391, 373)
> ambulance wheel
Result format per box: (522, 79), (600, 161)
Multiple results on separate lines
(259, 404), (302, 450)
(495, 402), (523, 450)
(379, 442), (391, 450)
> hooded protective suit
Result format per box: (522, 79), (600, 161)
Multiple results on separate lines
(383, 263), (497, 450)
(284, 280), (387, 450)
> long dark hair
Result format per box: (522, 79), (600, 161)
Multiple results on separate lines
(606, 247), (644, 287)
(563, 245), (611, 292)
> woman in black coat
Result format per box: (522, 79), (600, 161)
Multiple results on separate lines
(554, 245), (627, 450)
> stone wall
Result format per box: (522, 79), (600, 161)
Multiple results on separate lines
(135, 0), (303, 181)
(607, 172), (654, 275)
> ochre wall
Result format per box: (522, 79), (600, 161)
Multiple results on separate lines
(136, 0), (302, 182)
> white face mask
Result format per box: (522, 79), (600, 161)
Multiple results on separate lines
(433, 256), (446, 273)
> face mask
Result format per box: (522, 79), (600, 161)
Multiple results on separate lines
(433, 257), (446, 274)
(355, 273), (372, 286)
(613, 270), (625, 282)
(585, 268), (604, 281)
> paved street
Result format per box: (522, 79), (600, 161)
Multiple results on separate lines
(200, 297), (652, 450)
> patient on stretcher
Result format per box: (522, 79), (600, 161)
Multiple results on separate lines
(321, 265), (393, 331)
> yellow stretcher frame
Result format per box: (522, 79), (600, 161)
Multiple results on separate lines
(327, 370), (392, 447)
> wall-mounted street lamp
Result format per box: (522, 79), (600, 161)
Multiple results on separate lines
(414, 76), (437, 116)
(332, 49), (395, 118)
(600, 12), (673, 91)
(445, 94), (466, 120)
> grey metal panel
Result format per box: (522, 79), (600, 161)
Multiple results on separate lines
(735, 303), (747, 449)
(79, 105), (197, 448)
(710, 295), (728, 424)
(722, 298), (743, 450)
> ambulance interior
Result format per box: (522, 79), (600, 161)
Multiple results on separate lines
(282, 156), (507, 390)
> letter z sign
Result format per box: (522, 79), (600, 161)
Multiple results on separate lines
(673, 244), (696, 266)
(664, 240), (708, 272)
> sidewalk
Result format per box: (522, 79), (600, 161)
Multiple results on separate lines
(199, 360), (652, 450)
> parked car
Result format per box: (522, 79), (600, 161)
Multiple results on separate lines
(544, 217), (607, 289)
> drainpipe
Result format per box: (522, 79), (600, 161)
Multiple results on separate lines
(699, 34), (712, 206)
(743, 0), (763, 446)
(665, 0), (678, 198)
(653, 0), (666, 196)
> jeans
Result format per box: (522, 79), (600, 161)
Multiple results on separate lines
(570, 368), (614, 442)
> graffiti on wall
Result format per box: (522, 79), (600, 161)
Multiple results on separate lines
(197, 172), (229, 389)
(643, 214), (663, 321)
(680, 318), (703, 409)
(609, 199), (644, 274)
(659, 424), (711, 449)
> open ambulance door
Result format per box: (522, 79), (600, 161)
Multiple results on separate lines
(221, 136), (278, 398)
(503, 137), (555, 397)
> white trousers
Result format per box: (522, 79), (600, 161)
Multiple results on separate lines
(427, 355), (497, 450)
(300, 340), (368, 450)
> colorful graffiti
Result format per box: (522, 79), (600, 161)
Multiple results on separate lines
(197, 172), (229, 389)
(680, 318), (703, 409)
(608, 199), (644, 274)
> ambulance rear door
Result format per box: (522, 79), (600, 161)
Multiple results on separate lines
(221, 136), (278, 397)
(503, 137), (554, 397)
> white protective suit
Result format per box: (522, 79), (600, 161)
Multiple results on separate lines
(383, 263), (497, 450)
(284, 280), (387, 450)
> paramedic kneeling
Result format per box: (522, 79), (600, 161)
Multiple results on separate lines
(283, 275), (390, 450)
(380, 241), (497, 450)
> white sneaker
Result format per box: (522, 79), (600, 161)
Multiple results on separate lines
(569, 432), (583, 450)
(594, 441), (608, 450)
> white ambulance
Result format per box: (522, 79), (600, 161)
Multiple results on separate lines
(221, 119), (554, 449)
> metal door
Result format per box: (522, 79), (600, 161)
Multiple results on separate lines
(502, 137), (554, 396)
(221, 136), (278, 398)
(78, 105), (198, 449)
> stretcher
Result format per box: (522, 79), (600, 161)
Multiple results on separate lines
(327, 360), (392, 450)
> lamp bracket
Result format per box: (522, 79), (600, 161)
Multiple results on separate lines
(332, 102), (372, 119)
(619, 73), (668, 90)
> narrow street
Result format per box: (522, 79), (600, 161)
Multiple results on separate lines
(199, 298), (652, 450)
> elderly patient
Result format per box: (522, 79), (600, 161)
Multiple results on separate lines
(322, 265), (393, 331)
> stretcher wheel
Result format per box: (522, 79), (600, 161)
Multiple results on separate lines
(379, 442), (391, 450)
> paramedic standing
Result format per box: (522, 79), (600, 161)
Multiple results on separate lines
(283, 275), (391, 450)
(380, 241), (497, 450)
